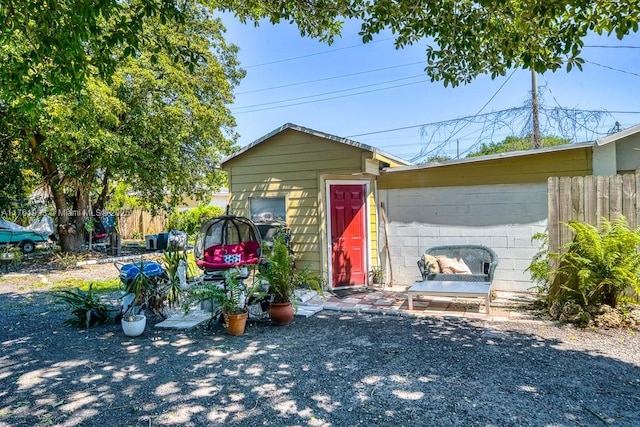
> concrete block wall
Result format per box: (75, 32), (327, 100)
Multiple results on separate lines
(379, 183), (548, 292)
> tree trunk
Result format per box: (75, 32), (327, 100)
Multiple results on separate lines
(94, 168), (111, 213)
(28, 130), (93, 253)
(51, 182), (92, 253)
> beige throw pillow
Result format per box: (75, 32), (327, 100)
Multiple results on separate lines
(437, 257), (472, 274)
(453, 258), (472, 274)
(423, 254), (441, 274)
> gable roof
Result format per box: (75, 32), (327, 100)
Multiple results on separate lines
(221, 123), (411, 167)
(596, 123), (640, 146)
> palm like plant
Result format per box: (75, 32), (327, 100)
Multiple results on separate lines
(258, 234), (323, 304)
(54, 284), (113, 327)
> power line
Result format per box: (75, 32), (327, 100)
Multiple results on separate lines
(584, 60), (640, 78)
(244, 41), (638, 69)
(541, 77), (611, 136)
(232, 78), (428, 114)
(244, 37), (394, 68)
(236, 61), (424, 95)
(440, 69), (518, 149)
(347, 123), (425, 138)
(233, 74), (424, 109)
(583, 45), (640, 49)
(408, 70), (517, 161)
(349, 107), (640, 140)
(346, 70), (517, 142)
(348, 105), (640, 163)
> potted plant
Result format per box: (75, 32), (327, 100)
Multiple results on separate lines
(120, 268), (150, 336)
(183, 268), (254, 335)
(368, 265), (385, 285)
(121, 309), (147, 336)
(258, 233), (323, 326)
(119, 259), (165, 336)
(162, 245), (188, 314)
(219, 269), (250, 335)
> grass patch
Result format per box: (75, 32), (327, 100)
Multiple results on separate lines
(52, 277), (122, 294)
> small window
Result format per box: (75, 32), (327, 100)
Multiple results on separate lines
(249, 197), (286, 223)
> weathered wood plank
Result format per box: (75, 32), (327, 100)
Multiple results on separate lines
(596, 175), (609, 228)
(547, 177), (560, 258)
(571, 176), (584, 223)
(636, 171), (640, 228)
(610, 174), (623, 222)
(583, 175), (597, 226)
(622, 173), (636, 227)
(558, 177), (574, 250)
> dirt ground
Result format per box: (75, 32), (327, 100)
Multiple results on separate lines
(1, 252), (640, 426)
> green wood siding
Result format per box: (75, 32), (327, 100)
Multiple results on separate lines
(379, 147), (592, 189)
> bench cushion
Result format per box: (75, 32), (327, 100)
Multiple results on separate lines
(196, 241), (261, 270)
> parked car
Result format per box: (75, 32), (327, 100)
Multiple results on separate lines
(0, 216), (54, 254)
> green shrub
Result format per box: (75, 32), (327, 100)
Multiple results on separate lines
(550, 216), (640, 308)
(167, 204), (224, 237)
(53, 284), (114, 327)
(526, 232), (551, 298)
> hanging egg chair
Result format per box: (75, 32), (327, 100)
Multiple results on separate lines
(193, 208), (262, 281)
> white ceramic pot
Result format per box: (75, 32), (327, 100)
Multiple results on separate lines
(121, 314), (146, 337)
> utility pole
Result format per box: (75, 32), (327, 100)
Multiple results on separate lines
(531, 70), (541, 148)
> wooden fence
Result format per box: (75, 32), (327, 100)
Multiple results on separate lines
(548, 172), (640, 256)
(117, 209), (168, 239)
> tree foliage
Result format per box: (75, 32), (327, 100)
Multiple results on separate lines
(0, 114), (30, 212)
(0, 0), (196, 100)
(223, 0), (640, 87)
(3, 1), (638, 91)
(167, 204), (225, 237)
(467, 135), (571, 157)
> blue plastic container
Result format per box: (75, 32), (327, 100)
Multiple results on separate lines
(156, 232), (169, 250)
(118, 261), (165, 281)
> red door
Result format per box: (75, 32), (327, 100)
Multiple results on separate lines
(330, 184), (367, 288)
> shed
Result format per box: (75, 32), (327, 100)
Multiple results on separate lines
(220, 123), (409, 289)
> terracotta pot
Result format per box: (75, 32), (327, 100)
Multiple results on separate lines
(269, 302), (294, 326)
(224, 310), (248, 336)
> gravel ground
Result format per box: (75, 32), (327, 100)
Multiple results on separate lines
(1, 261), (640, 426)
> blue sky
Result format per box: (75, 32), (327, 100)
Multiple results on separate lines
(221, 16), (640, 161)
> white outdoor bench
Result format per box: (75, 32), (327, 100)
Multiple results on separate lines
(407, 280), (492, 313)
(410, 244), (499, 314)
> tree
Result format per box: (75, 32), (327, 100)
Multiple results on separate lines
(0, 0), (194, 100)
(2, 3), (243, 251)
(223, 0), (639, 87)
(467, 135), (571, 157)
(424, 155), (453, 163)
